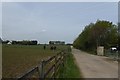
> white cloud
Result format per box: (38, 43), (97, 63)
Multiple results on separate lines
(41, 29), (47, 32)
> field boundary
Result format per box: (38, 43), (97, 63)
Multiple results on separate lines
(17, 51), (67, 80)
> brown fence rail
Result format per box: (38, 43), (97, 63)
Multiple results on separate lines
(17, 51), (67, 80)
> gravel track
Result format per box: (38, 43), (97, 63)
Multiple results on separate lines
(72, 48), (118, 78)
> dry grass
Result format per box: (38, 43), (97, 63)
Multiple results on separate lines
(2, 44), (68, 78)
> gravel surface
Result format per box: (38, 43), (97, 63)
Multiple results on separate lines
(72, 48), (118, 78)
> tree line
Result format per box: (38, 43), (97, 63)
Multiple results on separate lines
(11, 40), (37, 45)
(1, 39), (38, 45)
(73, 20), (119, 53)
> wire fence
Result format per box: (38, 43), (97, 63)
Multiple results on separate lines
(104, 49), (119, 61)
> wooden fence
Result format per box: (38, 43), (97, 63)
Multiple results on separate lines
(17, 51), (67, 80)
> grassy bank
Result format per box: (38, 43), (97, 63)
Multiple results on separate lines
(59, 52), (83, 78)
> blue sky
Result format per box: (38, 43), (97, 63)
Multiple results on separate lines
(2, 2), (118, 44)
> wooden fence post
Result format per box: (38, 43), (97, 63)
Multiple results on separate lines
(40, 60), (45, 80)
(62, 52), (64, 67)
(54, 55), (57, 78)
(38, 63), (42, 80)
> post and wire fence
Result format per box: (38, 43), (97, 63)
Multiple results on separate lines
(104, 49), (119, 61)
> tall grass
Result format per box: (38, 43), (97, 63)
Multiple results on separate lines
(59, 48), (83, 78)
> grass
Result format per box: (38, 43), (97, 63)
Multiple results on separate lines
(2, 44), (82, 79)
(2, 44), (68, 78)
(59, 50), (83, 78)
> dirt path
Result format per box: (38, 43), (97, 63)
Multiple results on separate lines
(72, 48), (118, 78)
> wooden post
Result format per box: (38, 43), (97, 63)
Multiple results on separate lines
(37, 66), (41, 80)
(40, 60), (45, 80)
(62, 52), (64, 67)
(54, 56), (57, 78)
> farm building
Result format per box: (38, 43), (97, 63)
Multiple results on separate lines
(7, 41), (12, 45)
(49, 41), (65, 45)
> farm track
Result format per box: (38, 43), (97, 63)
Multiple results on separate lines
(72, 48), (118, 78)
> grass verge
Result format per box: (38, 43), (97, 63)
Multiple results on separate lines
(59, 52), (83, 78)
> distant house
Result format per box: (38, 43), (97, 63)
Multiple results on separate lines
(7, 41), (12, 45)
(49, 41), (65, 45)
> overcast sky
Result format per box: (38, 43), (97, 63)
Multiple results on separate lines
(2, 2), (118, 44)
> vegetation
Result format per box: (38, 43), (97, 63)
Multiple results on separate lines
(0, 38), (38, 45)
(3, 44), (82, 78)
(0, 38), (2, 43)
(1, 40), (9, 44)
(11, 40), (38, 45)
(73, 20), (118, 54)
(2, 44), (69, 78)
(117, 22), (120, 58)
(58, 48), (82, 78)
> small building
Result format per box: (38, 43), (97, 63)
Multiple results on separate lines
(49, 41), (65, 45)
(7, 41), (12, 45)
(97, 46), (104, 56)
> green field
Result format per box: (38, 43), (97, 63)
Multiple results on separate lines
(2, 44), (69, 78)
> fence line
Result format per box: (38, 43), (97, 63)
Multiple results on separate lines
(17, 51), (67, 80)
(104, 49), (119, 61)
